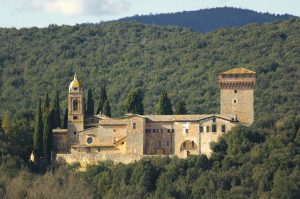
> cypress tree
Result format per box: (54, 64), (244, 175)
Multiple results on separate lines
(33, 99), (43, 158)
(43, 110), (53, 162)
(174, 101), (188, 114)
(96, 86), (107, 114)
(43, 93), (50, 119)
(157, 91), (173, 115)
(124, 88), (144, 115)
(43, 93), (50, 110)
(86, 89), (94, 116)
(63, 108), (68, 129)
(103, 100), (111, 117)
(51, 91), (61, 128)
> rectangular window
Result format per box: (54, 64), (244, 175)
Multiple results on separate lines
(222, 125), (226, 133)
(153, 129), (156, 133)
(212, 125), (217, 133)
(133, 123), (136, 129)
(157, 129), (159, 133)
(161, 129), (163, 133)
(212, 118), (216, 122)
(145, 129), (151, 133)
(167, 141), (169, 146)
(73, 116), (78, 120)
(171, 129), (175, 133)
(192, 141), (194, 148)
(167, 129), (171, 133)
(159, 141), (161, 147)
(200, 126), (203, 133)
(185, 129), (189, 133)
(206, 126), (210, 132)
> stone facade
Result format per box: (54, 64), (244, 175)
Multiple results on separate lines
(53, 68), (256, 166)
(218, 68), (256, 125)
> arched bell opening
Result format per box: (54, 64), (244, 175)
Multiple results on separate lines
(72, 99), (79, 111)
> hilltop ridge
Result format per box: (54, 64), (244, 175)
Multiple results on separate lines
(119, 7), (295, 32)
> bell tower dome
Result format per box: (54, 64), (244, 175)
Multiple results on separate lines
(68, 73), (85, 144)
(218, 68), (256, 125)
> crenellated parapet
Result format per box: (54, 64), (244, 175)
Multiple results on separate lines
(218, 68), (256, 89)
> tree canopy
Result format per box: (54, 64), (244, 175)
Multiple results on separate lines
(124, 88), (144, 115)
(0, 20), (299, 120)
(174, 100), (188, 114)
(157, 90), (173, 115)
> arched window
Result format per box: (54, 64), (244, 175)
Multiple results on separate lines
(73, 99), (79, 111)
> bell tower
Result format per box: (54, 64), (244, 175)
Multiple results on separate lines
(68, 73), (84, 144)
(218, 68), (256, 125)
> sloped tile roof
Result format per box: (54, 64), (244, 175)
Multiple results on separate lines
(220, 68), (256, 75)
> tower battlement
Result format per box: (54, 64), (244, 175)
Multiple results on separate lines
(218, 68), (256, 88)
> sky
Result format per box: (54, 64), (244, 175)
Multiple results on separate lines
(0, 0), (299, 28)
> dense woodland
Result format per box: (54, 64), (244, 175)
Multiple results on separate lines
(0, 18), (299, 198)
(0, 19), (299, 119)
(119, 7), (295, 32)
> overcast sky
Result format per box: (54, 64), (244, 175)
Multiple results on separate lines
(1, 0), (299, 28)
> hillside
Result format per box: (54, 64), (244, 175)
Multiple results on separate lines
(0, 19), (299, 121)
(119, 7), (295, 32)
(0, 19), (300, 199)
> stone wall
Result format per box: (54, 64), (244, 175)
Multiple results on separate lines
(220, 88), (254, 125)
(173, 121), (199, 158)
(56, 152), (143, 167)
(78, 125), (127, 147)
(199, 117), (236, 156)
(126, 116), (145, 155)
(144, 122), (174, 155)
(68, 92), (85, 145)
(53, 129), (68, 153)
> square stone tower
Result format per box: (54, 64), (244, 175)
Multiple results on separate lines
(218, 68), (256, 125)
(68, 73), (85, 144)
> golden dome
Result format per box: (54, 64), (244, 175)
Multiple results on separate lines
(69, 73), (82, 92)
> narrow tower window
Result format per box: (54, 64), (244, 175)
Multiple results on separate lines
(73, 99), (79, 111)
(234, 90), (237, 93)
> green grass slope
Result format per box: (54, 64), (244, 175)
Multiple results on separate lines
(0, 19), (299, 120)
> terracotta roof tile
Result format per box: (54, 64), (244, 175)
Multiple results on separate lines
(220, 68), (256, 75)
